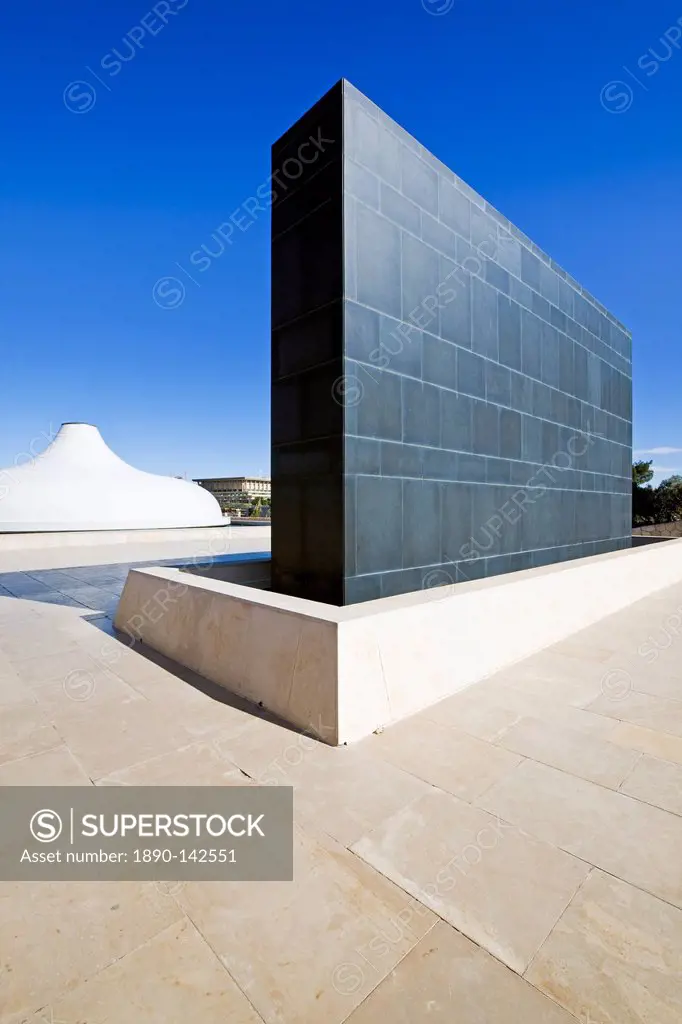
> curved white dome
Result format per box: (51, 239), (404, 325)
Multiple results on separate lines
(0, 423), (225, 532)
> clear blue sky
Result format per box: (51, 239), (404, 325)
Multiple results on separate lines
(1, 0), (680, 480)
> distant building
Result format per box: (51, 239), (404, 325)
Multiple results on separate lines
(194, 476), (271, 513)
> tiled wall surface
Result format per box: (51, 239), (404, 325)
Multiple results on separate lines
(271, 80), (633, 606)
(341, 81), (632, 604)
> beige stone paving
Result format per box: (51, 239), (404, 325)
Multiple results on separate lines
(0, 704), (61, 766)
(526, 869), (682, 1024)
(351, 787), (591, 973)
(14, 919), (264, 1024)
(0, 672), (34, 708)
(1, 574), (682, 1021)
(355, 713), (523, 801)
(491, 714), (640, 789)
(608, 720), (682, 764)
(619, 751), (682, 816)
(175, 827), (438, 1024)
(477, 758), (682, 908)
(0, 879), (183, 1017)
(348, 920), (577, 1023)
(584, 688), (682, 736)
(96, 738), (249, 788)
(260, 742), (436, 847)
(0, 745), (91, 786)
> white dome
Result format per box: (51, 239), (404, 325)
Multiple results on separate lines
(0, 423), (225, 532)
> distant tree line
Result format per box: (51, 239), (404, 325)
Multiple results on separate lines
(632, 461), (682, 525)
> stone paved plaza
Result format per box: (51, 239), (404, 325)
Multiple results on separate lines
(1, 538), (682, 1022)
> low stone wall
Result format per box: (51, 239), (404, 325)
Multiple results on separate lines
(0, 524), (232, 551)
(116, 539), (682, 745)
(0, 525), (270, 573)
(116, 569), (339, 741)
(633, 522), (682, 539)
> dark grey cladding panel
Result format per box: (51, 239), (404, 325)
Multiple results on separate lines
(345, 301), (380, 365)
(379, 315), (423, 378)
(355, 475), (403, 575)
(344, 88), (401, 188)
(441, 481), (474, 562)
(423, 334), (458, 391)
(273, 302), (342, 379)
(400, 145), (438, 216)
(273, 438), (343, 480)
(498, 295), (521, 371)
(403, 479), (442, 568)
(485, 361), (511, 407)
(439, 259), (471, 348)
(401, 232), (440, 326)
(354, 203), (402, 319)
(271, 193), (342, 330)
(272, 82), (343, 242)
(345, 159), (380, 207)
(345, 357), (402, 442)
(271, 360), (343, 446)
(439, 178), (471, 237)
(472, 400), (500, 457)
(380, 182), (420, 234)
(401, 377), (441, 447)
(440, 390), (473, 452)
(471, 276), (499, 361)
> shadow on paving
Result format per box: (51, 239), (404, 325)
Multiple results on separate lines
(0, 562), (317, 744)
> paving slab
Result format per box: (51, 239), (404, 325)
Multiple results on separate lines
(526, 869), (682, 1024)
(477, 757), (682, 908)
(352, 787), (590, 972)
(347, 920), (577, 1024)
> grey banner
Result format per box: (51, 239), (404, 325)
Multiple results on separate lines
(0, 786), (293, 881)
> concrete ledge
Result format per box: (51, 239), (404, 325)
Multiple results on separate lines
(115, 539), (682, 744)
(0, 526), (271, 574)
(0, 524), (232, 551)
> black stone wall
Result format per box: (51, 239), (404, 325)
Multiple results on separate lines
(271, 80), (633, 606)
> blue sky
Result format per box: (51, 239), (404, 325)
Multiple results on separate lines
(1, 0), (680, 480)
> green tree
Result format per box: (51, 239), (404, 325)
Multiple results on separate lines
(632, 460), (654, 486)
(632, 462), (682, 526)
(654, 475), (682, 523)
(632, 460), (655, 525)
